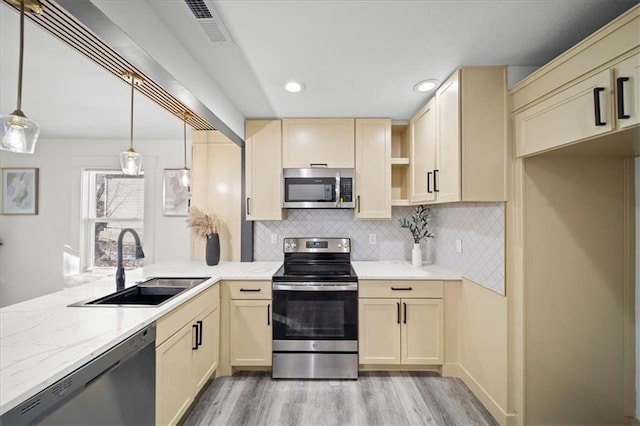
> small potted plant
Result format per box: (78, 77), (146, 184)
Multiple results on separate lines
(399, 205), (434, 267)
(186, 207), (220, 266)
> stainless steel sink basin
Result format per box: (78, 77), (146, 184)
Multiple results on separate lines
(69, 277), (210, 307)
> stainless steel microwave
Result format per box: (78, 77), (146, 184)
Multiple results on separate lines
(283, 168), (355, 208)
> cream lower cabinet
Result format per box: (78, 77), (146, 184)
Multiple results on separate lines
(228, 281), (272, 366)
(359, 280), (444, 365)
(156, 285), (220, 426)
(354, 118), (392, 219)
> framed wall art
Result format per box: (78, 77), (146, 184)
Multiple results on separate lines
(1, 168), (39, 215)
(163, 168), (189, 216)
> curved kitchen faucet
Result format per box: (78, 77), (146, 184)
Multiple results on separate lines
(115, 228), (145, 291)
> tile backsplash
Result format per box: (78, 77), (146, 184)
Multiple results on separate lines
(254, 203), (504, 295)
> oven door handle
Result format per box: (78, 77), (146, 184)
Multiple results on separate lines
(272, 283), (358, 291)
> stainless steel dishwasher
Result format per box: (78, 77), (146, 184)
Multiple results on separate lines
(1, 324), (156, 425)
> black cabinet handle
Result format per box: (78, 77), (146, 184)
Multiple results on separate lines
(240, 288), (261, 292)
(197, 320), (203, 346)
(434, 169), (439, 192)
(391, 287), (413, 291)
(427, 172), (433, 193)
(267, 304), (271, 326)
(357, 196), (361, 213)
(396, 302), (400, 324)
(403, 302), (407, 324)
(616, 77), (631, 119)
(246, 197), (251, 215)
(310, 163), (328, 167)
(192, 324), (199, 350)
(593, 87), (607, 126)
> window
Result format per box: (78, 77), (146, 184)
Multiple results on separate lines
(82, 170), (144, 271)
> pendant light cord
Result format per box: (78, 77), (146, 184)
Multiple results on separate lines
(129, 73), (135, 150)
(183, 114), (187, 168)
(16, 0), (25, 112)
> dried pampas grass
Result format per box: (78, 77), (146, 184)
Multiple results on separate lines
(186, 207), (219, 239)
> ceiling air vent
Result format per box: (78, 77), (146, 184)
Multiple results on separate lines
(184, 0), (234, 44)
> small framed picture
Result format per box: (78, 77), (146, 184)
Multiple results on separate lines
(163, 169), (189, 216)
(2, 168), (39, 215)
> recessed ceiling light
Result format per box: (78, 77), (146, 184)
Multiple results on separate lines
(413, 79), (439, 93)
(285, 81), (305, 93)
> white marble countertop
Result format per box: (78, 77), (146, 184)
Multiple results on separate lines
(352, 261), (461, 280)
(0, 260), (459, 415)
(0, 261), (281, 416)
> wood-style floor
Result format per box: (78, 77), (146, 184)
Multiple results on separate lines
(181, 371), (498, 426)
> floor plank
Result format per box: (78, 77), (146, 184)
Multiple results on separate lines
(181, 371), (498, 426)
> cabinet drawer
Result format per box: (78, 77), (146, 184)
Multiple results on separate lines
(359, 280), (443, 298)
(228, 281), (272, 299)
(157, 284), (220, 346)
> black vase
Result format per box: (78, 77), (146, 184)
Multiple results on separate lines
(205, 233), (220, 266)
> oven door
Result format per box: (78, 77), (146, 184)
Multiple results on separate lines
(272, 282), (357, 349)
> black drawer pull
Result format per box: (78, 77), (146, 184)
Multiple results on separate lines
(197, 320), (203, 346)
(593, 87), (606, 126)
(391, 287), (413, 291)
(310, 163), (328, 167)
(616, 77), (630, 119)
(240, 288), (261, 292)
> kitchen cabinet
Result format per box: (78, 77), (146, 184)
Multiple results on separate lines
(409, 98), (437, 204)
(391, 124), (410, 206)
(156, 285), (220, 426)
(245, 120), (285, 220)
(282, 118), (355, 168)
(358, 281), (444, 365)
(228, 281), (272, 366)
(354, 118), (391, 219)
(408, 67), (507, 204)
(515, 52), (640, 157)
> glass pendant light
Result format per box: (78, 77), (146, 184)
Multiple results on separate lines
(0, 0), (43, 154)
(179, 111), (191, 187)
(120, 72), (143, 175)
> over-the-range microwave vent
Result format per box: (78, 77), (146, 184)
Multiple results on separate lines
(184, 0), (234, 44)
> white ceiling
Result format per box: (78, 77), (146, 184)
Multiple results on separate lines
(1, 0), (637, 141)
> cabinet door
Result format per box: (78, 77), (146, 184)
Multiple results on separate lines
(401, 298), (443, 365)
(515, 69), (613, 157)
(355, 119), (391, 219)
(245, 120), (284, 220)
(358, 299), (401, 364)
(156, 325), (195, 426)
(193, 303), (220, 392)
(436, 72), (461, 203)
(230, 299), (272, 366)
(409, 98), (437, 204)
(614, 53), (640, 129)
(282, 119), (355, 168)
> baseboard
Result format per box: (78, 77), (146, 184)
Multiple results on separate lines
(441, 363), (460, 377)
(458, 364), (517, 426)
(358, 364), (441, 373)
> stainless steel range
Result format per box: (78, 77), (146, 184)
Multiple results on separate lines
(271, 237), (358, 379)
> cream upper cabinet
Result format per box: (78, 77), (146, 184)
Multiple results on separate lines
(354, 118), (392, 219)
(245, 120), (285, 220)
(230, 299), (272, 366)
(435, 74), (461, 203)
(409, 98), (437, 204)
(282, 118), (355, 168)
(511, 7), (639, 157)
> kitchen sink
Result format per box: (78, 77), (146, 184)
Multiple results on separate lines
(69, 277), (210, 307)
